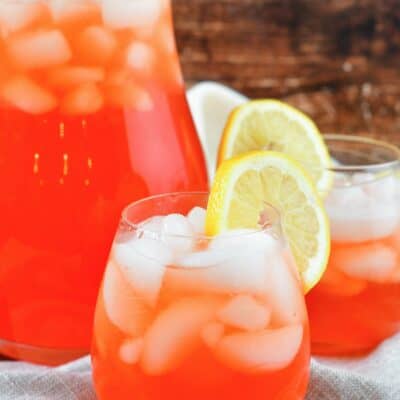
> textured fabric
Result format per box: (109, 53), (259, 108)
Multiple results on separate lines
(0, 358), (95, 400)
(0, 333), (399, 399)
(308, 333), (400, 399)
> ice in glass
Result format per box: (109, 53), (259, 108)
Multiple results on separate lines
(0, 0), (206, 363)
(307, 135), (400, 355)
(92, 193), (310, 400)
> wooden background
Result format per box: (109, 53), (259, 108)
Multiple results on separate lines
(173, 0), (400, 145)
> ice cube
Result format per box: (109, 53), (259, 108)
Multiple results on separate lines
(209, 231), (280, 293)
(49, 0), (99, 22)
(187, 207), (206, 234)
(210, 230), (279, 255)
(1, 76), (57, 114)
(363, 174), (398, 202)
(48, 66), (105, 89)
(333, 243), (398, 283)
(0, 1), (45, 34)
(7, 30), (72, 70)
(215, 325), (303, 373)
(101, 0), (163, 31)
(162, 262), (206, 292)
(209, 229), (250, 250)
(162, 214), (194, 254)
(165, 249), (268, 296)
(329, 214), (399, 243)
(217, 295), (271, 332)
(106, 81), (153, 111)
(75, 25), (117, 65)
(325, 186), (369, 211)
(164, 230), (280, 296)
(201, 322), (225, 348)
(351, 172), (376, 186)
(140, 296), (223, 375)
(317, 263), (368, 297)
(103, 261), (152, 335)
(326, 185), (399, 242)
(114, 238), (173, 306)
(163, 249), (231, 294)
(126, 41), (154, 74)
(330, 215), (399, 243)
(137, 216), (164, 239)
(174, 250), (229, 269)
(119, 338), (144, 365)
(60, 83), (104, 115)
(264, 254), (305, 326)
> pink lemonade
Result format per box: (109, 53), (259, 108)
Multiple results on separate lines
(92, 193), (310, 400)
(307, 138), (400, 355)
(308, 230), (400, 355)
(0, 0), (207, 363)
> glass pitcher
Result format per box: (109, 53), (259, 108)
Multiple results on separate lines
(0, 0), (207, 364)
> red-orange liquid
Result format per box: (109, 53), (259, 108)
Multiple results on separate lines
(0, 1), (207, 361)
(92, 268), (310, 400)
(307, 230), (400, 355)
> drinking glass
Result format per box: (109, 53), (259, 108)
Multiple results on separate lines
(91, 192), (310, 400)
(306, 134), (400, 355)
(0, 0), (207, 364)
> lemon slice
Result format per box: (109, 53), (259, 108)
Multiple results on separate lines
(206, 151), (330, 292)
(218, 99), (332, 194)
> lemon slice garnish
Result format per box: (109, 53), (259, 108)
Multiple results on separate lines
(218, 99), (332, 194)
(206, 151), (330, 292)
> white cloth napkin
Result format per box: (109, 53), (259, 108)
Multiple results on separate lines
(0, 333), (399, 400)
(309, 333), (400, 399)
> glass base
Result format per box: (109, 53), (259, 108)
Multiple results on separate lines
(0, 338), (88, 366)
(311, 341), (378, 357)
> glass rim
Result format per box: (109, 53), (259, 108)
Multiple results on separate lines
(121, 191), (282, 241)
(316, 133), (400, 173)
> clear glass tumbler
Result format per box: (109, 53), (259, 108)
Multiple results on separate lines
(91, 192), (310, 400)
(307, 134), (400, 355)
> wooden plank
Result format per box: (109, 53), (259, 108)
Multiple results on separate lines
(173, 0), (400, 144)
